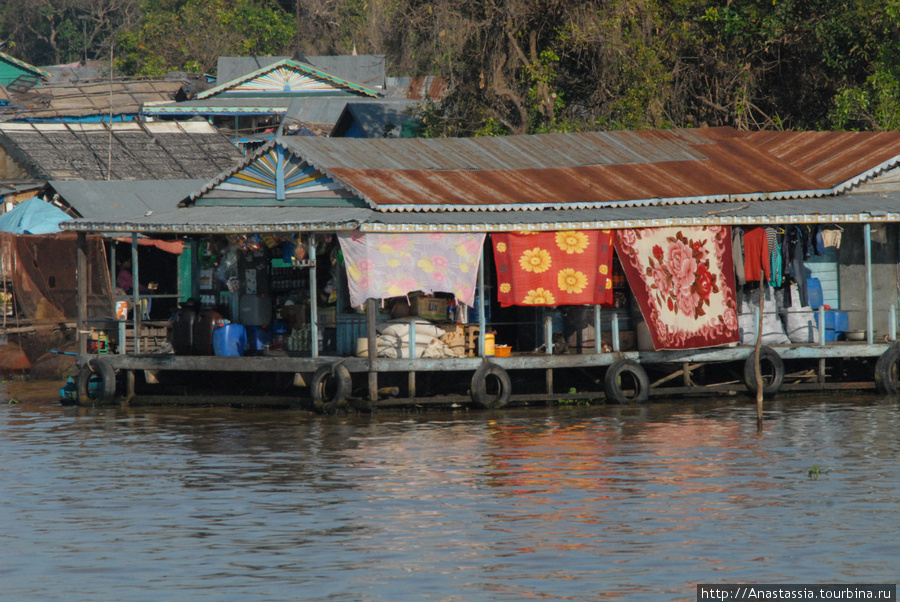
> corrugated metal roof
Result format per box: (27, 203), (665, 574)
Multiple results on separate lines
(282, 129), (716, 170)
(384, 76), (449, 101)
(283, 97), (356, 127)
(744, 130), (900, 190)
(276, 130), (827, 210)
(49, 179), (205, 219)
(62, 205), (372, 233)
(0, 121), (243, 181)
(60, 191), (900, 234)
(198, 58), (380, 100)
(304, 55), (386, 89)
(217, 55), (386, 89)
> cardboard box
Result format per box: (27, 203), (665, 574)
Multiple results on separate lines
(410, 296), (449, 321)
(317, 306), (336, 327)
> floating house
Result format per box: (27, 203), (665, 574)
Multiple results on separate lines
(0, 50), (49, 89)
(61, 127), (900, 408)
(144, 54), (387, 141)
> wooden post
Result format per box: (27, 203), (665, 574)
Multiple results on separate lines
(408, 317), (416, 398)
(77, 232), (88, 355)
(366, 297), (378, 402)
(755, 284), (764, 433)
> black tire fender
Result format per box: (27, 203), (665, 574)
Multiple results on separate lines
(470, 362), (512, 409)
(743, 346), (784, 397)
(604, 359), (650, 404)
(874, 343), (900, 395)
(76, 357), (117, 405)
(311, 363), (352, 410)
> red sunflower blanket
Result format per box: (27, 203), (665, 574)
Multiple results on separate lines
(492, 230), (615, 307)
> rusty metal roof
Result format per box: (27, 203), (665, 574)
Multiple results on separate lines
(743, 130), (900, 190)
(276, 129), (829, 211)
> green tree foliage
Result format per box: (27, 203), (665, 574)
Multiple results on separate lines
(116, 0), (296, 75)
(4, 0), (900, 134)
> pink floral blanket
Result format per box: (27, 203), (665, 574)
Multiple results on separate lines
(338, 231), (485, 308)
(614, 226), (739, 350)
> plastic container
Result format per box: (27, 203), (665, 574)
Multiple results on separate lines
(239, 294), (272, 326)
(245, 325), (273, 353)
(213, 324), (247, 357)
(171, 305), (197, 355)
(484, 333), (495, 357)
(494, 345), (511, 357)
(194, 308), (222, 355)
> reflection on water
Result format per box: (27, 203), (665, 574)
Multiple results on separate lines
(1, 381), (899, 600)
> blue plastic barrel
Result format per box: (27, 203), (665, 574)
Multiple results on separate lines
(213, 324), (247, 357)
(245, 325), (272, 353)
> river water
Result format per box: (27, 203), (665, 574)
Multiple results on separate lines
(1, 381), (898, 601)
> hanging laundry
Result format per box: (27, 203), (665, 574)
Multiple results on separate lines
(822, 227), (842, 249)
(766, 227), (782, 288)
(787, 227), (809, 308)
(732, 228), (746, 286)
(614, 226), (739, 351)
(742, 227), (770, 282)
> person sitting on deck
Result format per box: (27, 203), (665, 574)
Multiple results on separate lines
(116, 258), (153, 295)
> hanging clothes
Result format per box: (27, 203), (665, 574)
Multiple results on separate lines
(732, 228), (746, 286)
(787, 227), (810, 307)
(822, 227), (842, 249)
(742, 227), (770, 282)
(766, 227), (782, 288)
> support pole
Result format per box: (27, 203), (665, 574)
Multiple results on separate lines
(309, 234), (318, 358)
(131, 233), (140, 354)
(755, 284), (765, 433)
(818, 306), (825, 347)
(366, 297), (378, 402)
(544, 315), (553, 355)
(477, 245), (486, 357)
(865, 223), (874, 345)
(594, 305), (603, 354)
(544, 314), (553, 394)
(77, 232), (88, 356)
(408, 318), (416, 398)
(611, 311), (620, 352)
(891, 305), (897, 342)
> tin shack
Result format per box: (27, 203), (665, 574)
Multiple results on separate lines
(62, 127), (900, 409)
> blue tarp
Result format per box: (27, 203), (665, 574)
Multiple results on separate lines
(0, 196), (72, 234)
